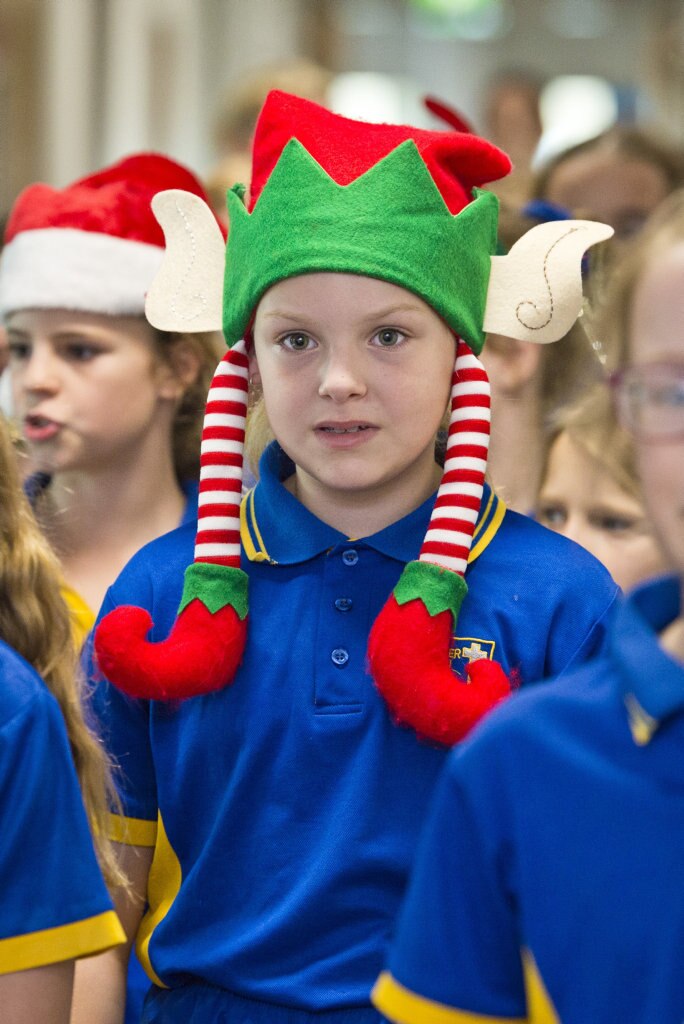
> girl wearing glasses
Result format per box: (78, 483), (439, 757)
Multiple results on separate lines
(375, 192), (684, 1023)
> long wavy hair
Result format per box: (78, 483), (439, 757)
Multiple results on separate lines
(0, 415), (124, 888)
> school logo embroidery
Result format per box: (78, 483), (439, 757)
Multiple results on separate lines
(449, 636), (496, 679)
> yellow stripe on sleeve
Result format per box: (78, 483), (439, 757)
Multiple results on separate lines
(108, 812), (158, 847)
(371, 972), (527, 1024)
(0, 910), (125, 975)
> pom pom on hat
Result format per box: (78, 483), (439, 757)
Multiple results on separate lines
(0, 153), (222, 319)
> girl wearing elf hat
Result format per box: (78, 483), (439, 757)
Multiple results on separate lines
(0, 154), (224, 650)
(81, 92), (618, 1023)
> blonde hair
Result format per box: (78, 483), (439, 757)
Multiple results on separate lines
(0, 416), (125, 888)
(543, 384), (640, 503)
(593, 189), (684, 373)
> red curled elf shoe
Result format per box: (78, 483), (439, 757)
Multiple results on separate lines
(94, 90), (612, 743)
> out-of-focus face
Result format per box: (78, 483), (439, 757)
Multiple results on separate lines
(545, 150), (670, 242)
(536, 430), (667, 591)
(251, 272), (455, 528)
(627, 243), (684, 578)
(7, 308), (179, 476)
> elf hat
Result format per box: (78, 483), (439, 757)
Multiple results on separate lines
(0, 153), (220, 320)
(95, 91), (612, 745)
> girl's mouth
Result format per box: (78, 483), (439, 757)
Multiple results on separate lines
(315, 423), (377, 448)
(24, 414), (62, 443)
(320, 425), (370, 434)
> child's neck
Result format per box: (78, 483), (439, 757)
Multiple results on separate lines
(38, 446), (185, 613)
(286, 461), (443, 539)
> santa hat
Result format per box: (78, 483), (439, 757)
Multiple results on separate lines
(95, 91), (612, 746)
(0, 153), (219, 319)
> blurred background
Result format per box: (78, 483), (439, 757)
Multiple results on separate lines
(2, 0), (684, 216)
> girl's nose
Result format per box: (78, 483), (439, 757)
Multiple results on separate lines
(17, 348), (61, 395)
(318, 352), (367, 402)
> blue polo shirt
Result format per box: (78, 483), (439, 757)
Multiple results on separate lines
(375, 575), (684, 1024)
(0, 639), (124, 972)
(90, 443), (618, 1018)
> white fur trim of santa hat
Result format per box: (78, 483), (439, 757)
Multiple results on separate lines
(0, 227), (164, 319)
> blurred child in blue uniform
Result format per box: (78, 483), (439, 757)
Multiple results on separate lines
(374, 190), (684, 1023)
(0, 414), (124, 1021)
(80, 91), (617, 1023)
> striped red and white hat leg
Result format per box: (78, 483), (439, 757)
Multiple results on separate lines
(368, 339), (511, 746)
(94, 342), (251, 701)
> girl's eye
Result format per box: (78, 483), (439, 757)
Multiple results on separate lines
(591, 512), (639, 534)
(7, 341), (31, 361)
(64, 342), (101, 362)
(373, 328), (405, 348)
(281, 332), (315, 352)
(536, 504), (567, 528)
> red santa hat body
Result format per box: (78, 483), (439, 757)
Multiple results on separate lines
(0, 153), (217, 319)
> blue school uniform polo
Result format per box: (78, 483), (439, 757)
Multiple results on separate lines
(0, 639), (124, 972)
(90, 442), (618, 1019)
(375, 575), (684, 1024)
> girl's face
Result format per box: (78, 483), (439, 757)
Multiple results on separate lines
(7, 308), (181, 475)
(536, 431), (667, 591)
(251, 273), (455, 521)
(627, 242), (684, 577)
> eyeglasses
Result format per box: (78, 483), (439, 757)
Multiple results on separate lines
(609, 362), (684, 442)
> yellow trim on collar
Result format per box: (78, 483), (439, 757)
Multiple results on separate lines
(240, 488), (273, 563)
(372, 971), (526, 1023)
(240, 486), (506, 566)
(136, 811), (182, 989)
(108, 812), (158, 847)
(469, 493), (506, 564)
(0, 910), (125, 974)
(624, 693), (659, 746)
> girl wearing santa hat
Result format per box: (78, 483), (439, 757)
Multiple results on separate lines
(0, 154), (224, 649)
(81, 92), (618, 1022)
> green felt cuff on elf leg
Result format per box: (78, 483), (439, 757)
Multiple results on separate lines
(223, 139), (499, 355)
(178, 562), (249, 618)
(393, 560), (467, 626)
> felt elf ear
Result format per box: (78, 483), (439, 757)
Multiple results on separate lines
(483, 219), (613, 343)
(144, 189), (225, 333)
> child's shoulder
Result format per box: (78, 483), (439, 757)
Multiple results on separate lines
(483, 503), (618, 592)
(0, 638), (61, 730)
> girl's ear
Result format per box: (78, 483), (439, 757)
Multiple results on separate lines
(158, 337), (203, 400)
(247, 344), (261, 386)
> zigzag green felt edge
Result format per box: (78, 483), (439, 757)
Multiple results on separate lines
(223, 138), (499, 355)
(393, 560), (467, 624)
(178, 562), (249, 619)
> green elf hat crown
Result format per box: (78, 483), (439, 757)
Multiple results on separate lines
(222, 89), (511, 354)
(95, 90), (613, 746)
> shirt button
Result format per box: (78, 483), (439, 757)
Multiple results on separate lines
(331, 648), (349, 666)
(334, 597), (353, 612)
(342, 549), (358, 566)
